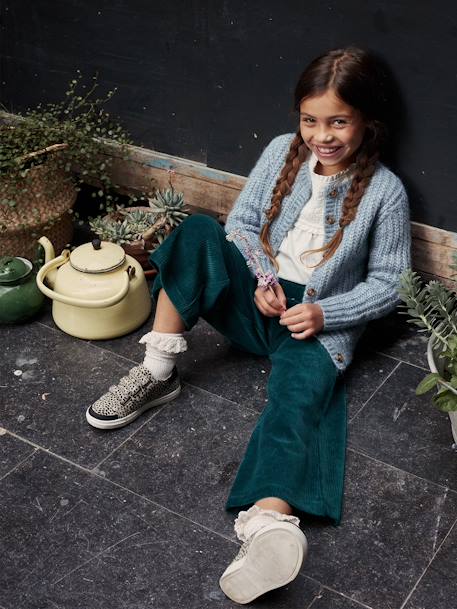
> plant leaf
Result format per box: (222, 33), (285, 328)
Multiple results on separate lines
(415, 373), (441, 395)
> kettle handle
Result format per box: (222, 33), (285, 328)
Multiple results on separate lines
(36, 253), (132, 309)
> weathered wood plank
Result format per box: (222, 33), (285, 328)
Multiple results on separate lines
(105, 142), (457, 283)
(104, 143), (244, 217)
(2, 111), (456, 283)
(411, 221), (457, 249)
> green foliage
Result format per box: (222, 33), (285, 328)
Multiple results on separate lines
(398, 267), (457, 411)
(0, 71), (137, 212)
(148, 184), (189, 229)
(89, 185), (190, 249)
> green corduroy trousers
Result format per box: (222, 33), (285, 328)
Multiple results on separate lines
(149, 214), (347, 524)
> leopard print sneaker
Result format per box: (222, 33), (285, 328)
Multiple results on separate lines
(86, 365), (181, 430)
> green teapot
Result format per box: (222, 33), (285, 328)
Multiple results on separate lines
(0, 255), (45, 323)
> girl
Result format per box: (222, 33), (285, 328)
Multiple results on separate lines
(86, 47), (411, 604)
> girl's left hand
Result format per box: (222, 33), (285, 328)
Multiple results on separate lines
(279, 303), (324, 339)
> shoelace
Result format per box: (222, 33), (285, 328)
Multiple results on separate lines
(233, 538), (252, 562)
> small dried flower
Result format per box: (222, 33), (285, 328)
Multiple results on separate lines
(226, 229), (279, 291)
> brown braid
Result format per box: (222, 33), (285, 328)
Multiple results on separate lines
(259, 130), (309, 272)
(259, 46), (390, 272)
(299, 141), (379, 269)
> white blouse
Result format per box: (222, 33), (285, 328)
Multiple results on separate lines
(276, 153), (354, 285)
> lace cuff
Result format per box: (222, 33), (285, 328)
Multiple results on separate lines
(234, 505), (300, 542)
(139, 331), (188, 354)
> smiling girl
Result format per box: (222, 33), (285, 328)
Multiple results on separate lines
(87, 47), (411, 604)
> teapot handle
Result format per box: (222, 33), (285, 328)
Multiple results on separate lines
(36, 253), (132, 309)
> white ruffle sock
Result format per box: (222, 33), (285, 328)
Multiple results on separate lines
(233, 505), (301, 542)
(139, 330), (188, 380)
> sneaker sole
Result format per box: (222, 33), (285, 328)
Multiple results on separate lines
(219, 523), (307, 604)
(86, 385), (181, 430)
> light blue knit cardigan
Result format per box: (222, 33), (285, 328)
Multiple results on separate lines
(225, 133), (412, 373)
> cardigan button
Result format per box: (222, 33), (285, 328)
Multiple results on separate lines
(329, 189), (338, 198)
(336, 353), (345, 363)
(326, 214), (336, 225)
(306, 287), (316, 297)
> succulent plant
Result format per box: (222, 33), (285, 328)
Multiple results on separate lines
(89, 216), (137, 245)
(89, 186), (190, 248)
(148, 186), (190, 231)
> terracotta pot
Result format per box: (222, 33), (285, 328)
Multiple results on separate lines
(122, 240), (157, 273)
(426, 337), (457, 444)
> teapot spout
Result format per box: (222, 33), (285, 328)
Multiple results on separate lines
(38, 236), (57, 287)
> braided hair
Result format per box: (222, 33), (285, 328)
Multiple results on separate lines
(260, 47), (390, 271)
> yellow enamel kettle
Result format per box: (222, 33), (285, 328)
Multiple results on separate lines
(36, 236), (151, 339)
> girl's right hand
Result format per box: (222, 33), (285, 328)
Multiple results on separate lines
(254, 283), (287, 317)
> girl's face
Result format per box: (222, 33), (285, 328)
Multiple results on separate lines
(299, 89), (366, 175)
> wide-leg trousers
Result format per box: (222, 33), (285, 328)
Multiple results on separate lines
(149, 214), (347, 524)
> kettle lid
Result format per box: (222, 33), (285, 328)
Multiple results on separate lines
(0, 256), (33, 284)
(70, 240), (126, 273)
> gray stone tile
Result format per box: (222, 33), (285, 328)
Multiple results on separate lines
(180, 321), (271, 412)
(90, 314), (272, 412)
(92, 314), (400, 420)
(310, 588), (374, 609)
(84, 301), (406, 419)
(98, 383), (260, 540)
(345, 349), (399, 420)
(0, 323), (161, 469)
(357, 311), (429, 369)
(0, 449), (319, 609)
(403, 521), (457, 609)
(0, 429), (35, 479)
(302, 450), (457, 609)
(49, 545), (320, 609)
(0, 450), (149, 608)
(348, 363), (457, 489)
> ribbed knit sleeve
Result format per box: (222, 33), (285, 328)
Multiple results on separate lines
(224, 139), (278, 278)
(316, 188), (412, 330)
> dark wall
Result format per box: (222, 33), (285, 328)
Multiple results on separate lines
(1, 0), (456, 230)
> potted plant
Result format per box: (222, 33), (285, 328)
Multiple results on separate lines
(398, 258), (457, 444)
(0, 72), (134, 260)
(89, 176), (190, 271)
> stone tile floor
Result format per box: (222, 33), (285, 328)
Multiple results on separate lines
(1, 302), (456, 609)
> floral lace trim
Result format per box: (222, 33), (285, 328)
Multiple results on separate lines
(139, 331), (188, 354)
(234, 505), (300, 542)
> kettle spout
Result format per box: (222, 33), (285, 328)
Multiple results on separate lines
(38, 236), (57, 287)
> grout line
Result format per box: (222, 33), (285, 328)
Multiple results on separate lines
(36, 321), (258, 413)
(0, 427), (241, 546)
(37, 318), (430, 374)
(305, 591), (322, 609)
(349, 360), (402, 424)
(399, 517), (457, 609)
(301, 574), (376, 609)
(51, 530), (144, 586)
(347, 446), (457, 494)
(91, 403), (167, 471)
(374, 349), (429, 372)
(0, 428), (98, 475)
(183, 380), (261, 415)
(92, 472), (239, 545)
(0, 444), (38, 481)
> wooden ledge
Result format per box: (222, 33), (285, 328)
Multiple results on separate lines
(106, 142), (457, 287)
(1, 111), (455, 286)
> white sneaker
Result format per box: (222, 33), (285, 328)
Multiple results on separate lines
(219, 521), (308, 604)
